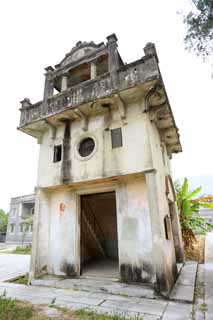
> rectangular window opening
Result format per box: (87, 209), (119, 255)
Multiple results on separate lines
(164, 215), (171, 240)
(53, 145), (62, 162)
(10, 224), (15, 234)
(111, 128), (122, 149)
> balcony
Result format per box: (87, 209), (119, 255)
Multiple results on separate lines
(19, 55), (159, 129)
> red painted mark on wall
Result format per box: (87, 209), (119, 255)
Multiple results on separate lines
(59, 202), (66, 217)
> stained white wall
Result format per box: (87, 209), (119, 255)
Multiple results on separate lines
(31, 98), (181, 293)
(147, 120), (177, 288)
(48, 189), (79, 276)
(116, 176), (155, 283)
(37, 102), (153, 188)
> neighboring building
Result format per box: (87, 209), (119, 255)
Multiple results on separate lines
(18, 34), (184, 296)
(6, 194), (35, 244)
(199, 209), (213, 225)
(198, 196), (213, 226)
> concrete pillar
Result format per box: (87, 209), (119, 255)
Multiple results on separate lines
(43, 66), (54, 101)
(29, 188), (50, 281)
(90, 62), (97, 79)
(116, 178), (155, 284)
(145, 171), (177, 296)
(106, 33), (119, 89)
(61, 74), (68, 91)
(169, 202), (185, 263)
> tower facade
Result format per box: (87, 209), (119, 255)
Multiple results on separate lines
(19, 34), (184, 296)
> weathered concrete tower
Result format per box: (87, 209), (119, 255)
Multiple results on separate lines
(19, 34), (184, 296)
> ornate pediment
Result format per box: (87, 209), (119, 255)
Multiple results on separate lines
(57, 41), (105, 68)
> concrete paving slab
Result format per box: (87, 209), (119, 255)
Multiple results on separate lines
(0, 253), (30, 281)
(88, 304), (161, 319)
(170, 283), (195, 303)
(102, 298), (167, 316)
(204, 234), (213, 319)
(87, 305), (145, 319)
(204, 263), (213, 320)
(205, 232), (213, 262)
(0, 281), (159, 318)
(191, 234), (213, 319)
(136, 298), (168, 315)
(39, 306), (61, 318)
(32, 276), (157, 299)
(56, 301), (91, 311)
(142, 315), (161, 320)
(57, 295), (105, 306)
(0, 258), (205, 320)
(170, 262), (197, 303)
(162, 301), (193, 320)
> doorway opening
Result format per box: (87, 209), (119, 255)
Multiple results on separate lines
(80, 191), (119, 278)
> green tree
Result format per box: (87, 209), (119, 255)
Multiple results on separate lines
(183, 0), (213, 58)
(175, 178), (213, 249)
(0, 209), (8, 233)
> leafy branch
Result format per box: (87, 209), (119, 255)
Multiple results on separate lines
(175, 177), (213, 249)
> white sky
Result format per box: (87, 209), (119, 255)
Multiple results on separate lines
(0, 0), (212, 211)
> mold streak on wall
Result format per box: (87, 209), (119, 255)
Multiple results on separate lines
(61, 120), (72, 184)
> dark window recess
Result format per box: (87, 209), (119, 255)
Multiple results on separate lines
(79, 137), (95, 157)
(20, 224), (23, 232)
(111, 128), (122, 148)
(164, 215), (171, 240)
(53, 145), (62, 162)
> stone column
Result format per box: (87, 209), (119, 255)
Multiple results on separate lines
(43, 66), (54, 101)
(61, 74), (68, 91)
(90, 61), (97, 79)
(145, 171), (176, 296)
(29, 188), (50, 281)
(20, 98), (32, 126)
(143, 42), (159, 63)
(169, 202), (185, 263)
(106, 33), (119, 89)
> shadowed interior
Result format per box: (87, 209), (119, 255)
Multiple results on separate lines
(80, 191), (119, 278)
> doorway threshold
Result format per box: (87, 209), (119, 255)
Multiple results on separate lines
(81, 259), (119, 279)
(31, 275), (157, 300)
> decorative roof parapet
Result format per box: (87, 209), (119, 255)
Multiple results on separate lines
(143, 43), (159, 63)
(56, 40), (105, 69)
(20, 98), (32, 110)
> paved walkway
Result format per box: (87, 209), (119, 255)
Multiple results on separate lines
(192, 232), (213, 319)
(0, 253), (30, 281)
(0, 263), (196, 319)
(1, 242), (213, 319)
(0, 280), (193, 320)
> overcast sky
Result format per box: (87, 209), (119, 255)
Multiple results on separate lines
(0, 0), (212, 211)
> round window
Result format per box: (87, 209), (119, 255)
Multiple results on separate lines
(78, 137), (95, 157)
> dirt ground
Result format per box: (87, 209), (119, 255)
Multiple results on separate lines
(185, 234), (206, 263)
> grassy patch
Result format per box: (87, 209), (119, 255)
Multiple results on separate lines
(11, 246), (31, 255)
(0, 296), (143, 320)
(0, 296), (72, 320)
(199, 303), (208, 312)
(0, 246), (31, 255)
(0, 296), (36, 320)
(74, 309), (143, 319)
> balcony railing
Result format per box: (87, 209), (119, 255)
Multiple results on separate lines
(19, 56), (159, 128)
